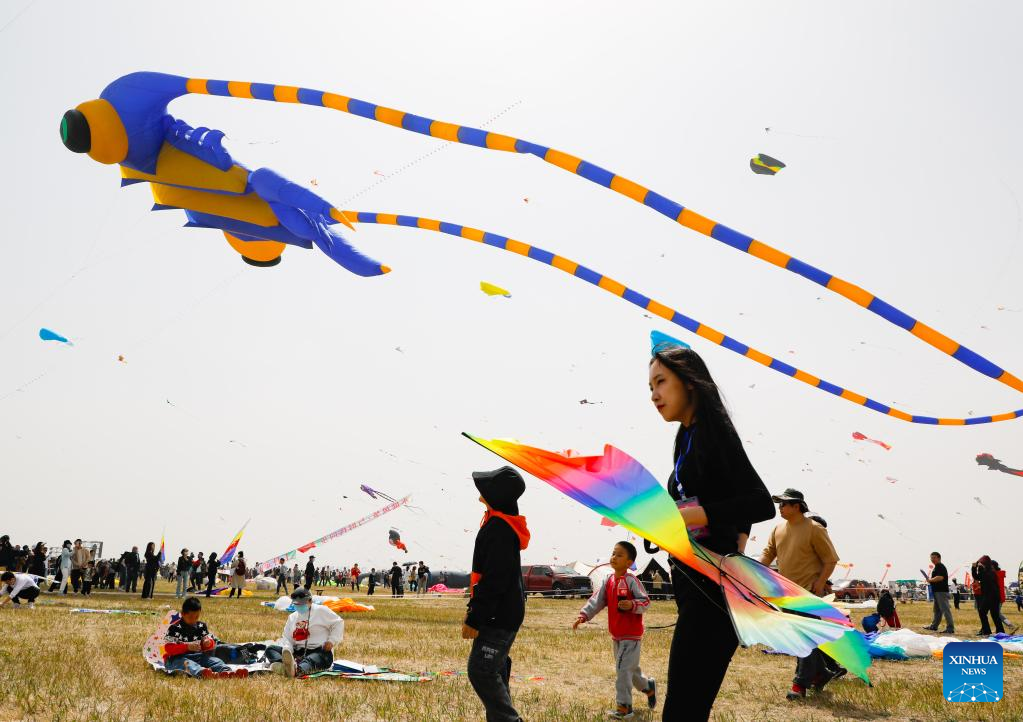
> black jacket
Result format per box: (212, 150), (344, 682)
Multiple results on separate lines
(667, 422), (775, 556)
(144, 550), (160, 575)
(466, 516), (526, 632)
(124, 551), (140, 571)
(877, 593), (895, 617)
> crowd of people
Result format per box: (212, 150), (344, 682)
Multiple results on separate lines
(2, 329), (1021, 722)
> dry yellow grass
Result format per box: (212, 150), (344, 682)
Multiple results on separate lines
(0, 582), (1019, 721)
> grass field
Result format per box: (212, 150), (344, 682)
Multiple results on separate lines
(0, 582), (1019, 721)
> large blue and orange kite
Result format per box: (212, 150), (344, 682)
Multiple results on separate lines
(62, 72), (1023, 425)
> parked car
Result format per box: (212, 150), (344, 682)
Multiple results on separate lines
(832, 578), (877, 601)
(521, 565), (592, 598)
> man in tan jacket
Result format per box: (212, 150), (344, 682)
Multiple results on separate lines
(759, 489), (841, 701)
(70, 539), (92, 594)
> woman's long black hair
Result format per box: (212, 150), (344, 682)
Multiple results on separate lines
(652, 345), (742, 470)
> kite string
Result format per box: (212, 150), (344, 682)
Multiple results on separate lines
(343, 211), (1023, 426)
(341, 99), (522, 205)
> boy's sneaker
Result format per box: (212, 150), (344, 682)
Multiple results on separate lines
(608, 705), (634, 719)
(269, 662), (285, 676)
(282, 648), (296, 678)
(938, 628), (955, 635)
(199, 668), (215, 680)
(232, 668), (249, 679)
(786, 684), (806, 701)
(922, 625), (937, 632)
(26, 603), (35, 609)
(644, 679), (657, 709)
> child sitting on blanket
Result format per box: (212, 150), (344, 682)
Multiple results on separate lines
(265, 587), (343, 677)
(164, 597), (247, 679)
(574, 541), (656, 719)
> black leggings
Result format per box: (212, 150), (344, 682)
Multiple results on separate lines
(141, 572), (157, 599)
(662, 562), (738, 721)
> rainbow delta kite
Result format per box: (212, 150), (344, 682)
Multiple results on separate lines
(464, 433), (872, 682)
(62, 72), (1023, 424)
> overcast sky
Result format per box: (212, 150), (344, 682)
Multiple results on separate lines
(1, 1), (1021, 582)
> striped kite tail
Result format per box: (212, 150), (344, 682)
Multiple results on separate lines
(182, 76), (1023, 407)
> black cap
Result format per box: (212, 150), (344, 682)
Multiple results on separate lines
(771, 488), (805, 504)
(290, 587), (311, 602)
(60, 109), (91, 153)
(472, 466), (525, 515)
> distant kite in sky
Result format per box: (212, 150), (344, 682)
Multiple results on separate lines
(852, 432), (891, 451)
(973, 496), (987, 507)
(39, 328), (71, 345)
(750, 153), (785, 176)
(117, 355), (126, 363)
(480, 281), (511, 298)
(885, 476), (898, 484)
(975, 453), (1023, 477)
(61, 72), (1023, 425)
(579, 399), (603, 405)
(388, 528), (408, 553)
(361, 484), (398, 503)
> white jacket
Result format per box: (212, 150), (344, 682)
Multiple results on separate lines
(280, 604), (343, 652)
(1, 573), (41, 599)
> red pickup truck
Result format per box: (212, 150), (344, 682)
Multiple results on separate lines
(521, 565), (593, 598)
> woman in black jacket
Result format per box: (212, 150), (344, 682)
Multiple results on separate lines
(649, 341), (775, 721)
(141, 542), (160, 599)
(27, 543), (47, 577)
(205, 552), (219, 597)
(974, 556), (1005, 635)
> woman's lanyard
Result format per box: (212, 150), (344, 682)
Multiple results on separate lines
(673, 429), (694, 497)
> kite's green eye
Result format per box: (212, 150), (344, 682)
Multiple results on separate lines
(60, 109), (91, 153)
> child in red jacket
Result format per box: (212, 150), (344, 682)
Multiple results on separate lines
(575, 541), (655, 719)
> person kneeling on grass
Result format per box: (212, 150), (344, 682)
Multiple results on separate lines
(0, 571), (41, 609)
(265, 587), (343, 677)
(164, 596), (247, 679)
(574, 541), (656, 720)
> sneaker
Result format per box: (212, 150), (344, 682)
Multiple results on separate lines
(233, 668), (249, 679)
(922, 625), (937, 631)
(786, 684), (807, 701)
(644, 679), (657, 709)
(938, 628), (955, 635)
(608, 705), (634, 719)
(269, 662), (285, 676)
(282, 648), (296, 678)
(26, 603), (35, 609)
(199, 668), (215, 680)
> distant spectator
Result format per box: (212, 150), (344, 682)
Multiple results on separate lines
(70, 539), (91, 594)
(0, 535), (14, 572)
(304, 557), (315, 590)
(204, 553), (219, 598)
(922, 552), (954, 634)
(141, 542), (160, 599)
(228, 552), (246, 599)
(973, 556), (1004, 635)
(877, 588), (901, 629)
(275, 558), (290, 596)
(175, 550), (192, 598)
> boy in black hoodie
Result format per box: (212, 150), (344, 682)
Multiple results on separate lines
(462, 466), (530, 722)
